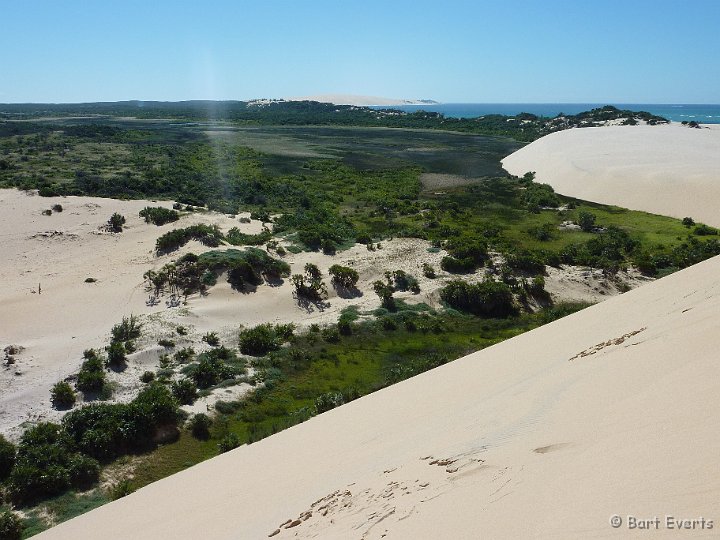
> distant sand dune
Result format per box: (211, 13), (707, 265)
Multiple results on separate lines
(502, 123), (720, 227)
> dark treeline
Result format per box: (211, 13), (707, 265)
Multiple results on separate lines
(0, 102), (668, 142)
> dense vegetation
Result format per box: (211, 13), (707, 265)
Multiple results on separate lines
(2, 103), (713, 539)
(0, 102), (667, 142)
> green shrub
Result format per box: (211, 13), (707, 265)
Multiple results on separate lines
(682, 217), (695, 227)
(239, 324), (283, 356)
(372, 280), (395, 310)
(0, 509), (23, 540)
(172, 378), (198, 405)
(440, 279), (517, 317)
(188, 413), (212, 440)
(422, 262), (436, 278)
(67, 454), (101, 489)
(139, 206), (180, 226)
(108, 213), (126, 233)
(155, 224), (224, 253)
(176, 326), (188, 335)
(578, 211), (596, 232)
(440, 255), (477, 274)
(9, 423), (76, 503)
(111, 315), (142, 342)
(338, 319), (352, 336)
(0, 435), (16, 480)
(315, 391), (344, 414)
(158, 338), (175, 348)
(202, 332), (220, 346)
(106, 341), (126, 369)
(391, 270), (420, 293)
(76, 353), (106, 394)
(140, 371), (155, 383)
(51, 381), (76, 408)
(693, 223), (717, 236)
(174, 347), (195, 363)
(320, 326), (340, 343)
(186, 349), (241, 388)
(218, 433), (241, 453)
(110, 479), (135, 500)
(225, 227), (272, 246)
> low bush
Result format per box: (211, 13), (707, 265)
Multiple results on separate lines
(440, 255), (476, 274)
(239, 324), (285, 356)
(188, 413), (212, 440)
(0, 434), (16, 480)
(315, 391), (344, 414)
(105, 341), (126, 369)
(111, 315), (142, 342)
(694, 223), (717, 236)
(0, 509), (23, 540)
(76, 352), (106, 394)
(51, 381), (76, 408)
(140, 371), (155, 383)
(218, 433), (241, 453)
(202, 332), (220, 346)
(171, 378), (198, 405)
(139, 206), (179, 226)
(155, 224), (224, 253)
(108, 213), (126, 233)
(440, 279), (517, 317)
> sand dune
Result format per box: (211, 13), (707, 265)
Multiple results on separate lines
(37, 244), (720, 539)
(286, 94), (436, 106)
(502, 123), (720, 227)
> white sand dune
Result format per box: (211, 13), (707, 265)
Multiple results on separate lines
(38, 248), (720, 539)
(286, 94), (435, 106)
(502, 124), (720, 227)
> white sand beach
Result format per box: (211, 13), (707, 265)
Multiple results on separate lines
(502, 123), (720, 227)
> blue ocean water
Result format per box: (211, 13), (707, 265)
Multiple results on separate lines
(372, 103), (720, 123)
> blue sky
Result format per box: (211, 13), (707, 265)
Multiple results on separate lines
(2, 0), (719, 103)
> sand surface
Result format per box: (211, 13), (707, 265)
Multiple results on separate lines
(37, 249), (720, 539)
(286, 94), (435, 106)
(1, 188), (625, 439)
(502, 123), (720, 227)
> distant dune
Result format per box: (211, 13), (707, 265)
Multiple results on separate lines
(286, 94), (438, 106)
(503, 123), (720, 227)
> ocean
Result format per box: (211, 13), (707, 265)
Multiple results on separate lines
(371, 103), (720, 124)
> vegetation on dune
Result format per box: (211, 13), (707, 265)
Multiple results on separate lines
(144, 248), (290, 298)
(0, 103), (712, 538)
(139, 206), (179, 226)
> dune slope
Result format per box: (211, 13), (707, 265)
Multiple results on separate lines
(502, 124), (720, 227)
(38, 249), (720, 539)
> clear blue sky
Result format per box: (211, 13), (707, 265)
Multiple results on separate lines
(2, 0), (719, 104)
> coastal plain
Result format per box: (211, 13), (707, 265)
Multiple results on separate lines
(26, 121), (720, 539)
